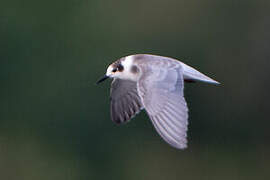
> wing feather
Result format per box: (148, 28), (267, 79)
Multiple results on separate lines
(137, 64), (189, 149)
(110, 79), (143, 124)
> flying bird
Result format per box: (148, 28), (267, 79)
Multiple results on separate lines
(97, 54), (219, 149)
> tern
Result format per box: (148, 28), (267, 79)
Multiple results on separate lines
(97, 54), (219, 149)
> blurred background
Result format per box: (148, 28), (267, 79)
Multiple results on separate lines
(1, 0), (270, 179)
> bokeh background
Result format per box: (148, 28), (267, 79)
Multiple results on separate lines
(1, 0), (270, 179)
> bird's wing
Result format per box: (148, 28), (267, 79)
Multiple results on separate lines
(110, 79), (143, 124)
(137, 65), (189, 149)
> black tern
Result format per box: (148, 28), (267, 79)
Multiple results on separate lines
(97, 54), (219, 149)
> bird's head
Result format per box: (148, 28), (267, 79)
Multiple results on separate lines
(97, 56), (140, 84)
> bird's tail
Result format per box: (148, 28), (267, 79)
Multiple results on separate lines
(180, 62), (220, 84)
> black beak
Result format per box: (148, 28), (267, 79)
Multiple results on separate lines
(96, 75), (109, 84)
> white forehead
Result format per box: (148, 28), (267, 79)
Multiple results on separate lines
(121, 55), (134, 69)
(106, 65), (114, 76)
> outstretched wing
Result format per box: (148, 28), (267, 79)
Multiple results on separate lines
(137, 65), (189, 149)
(110, 79), (143, 124)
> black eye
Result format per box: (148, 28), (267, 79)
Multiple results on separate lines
(112, 68), (117, 73)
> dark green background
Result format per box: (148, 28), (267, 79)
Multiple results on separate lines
(1, 0), (269, 179)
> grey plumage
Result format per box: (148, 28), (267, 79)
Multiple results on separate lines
(137, 65), (188, 149)
(110, 79), (143, 124)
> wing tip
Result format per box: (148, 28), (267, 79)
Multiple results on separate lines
(170, 141), (188, 150)
(206, 78), (221, 85)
